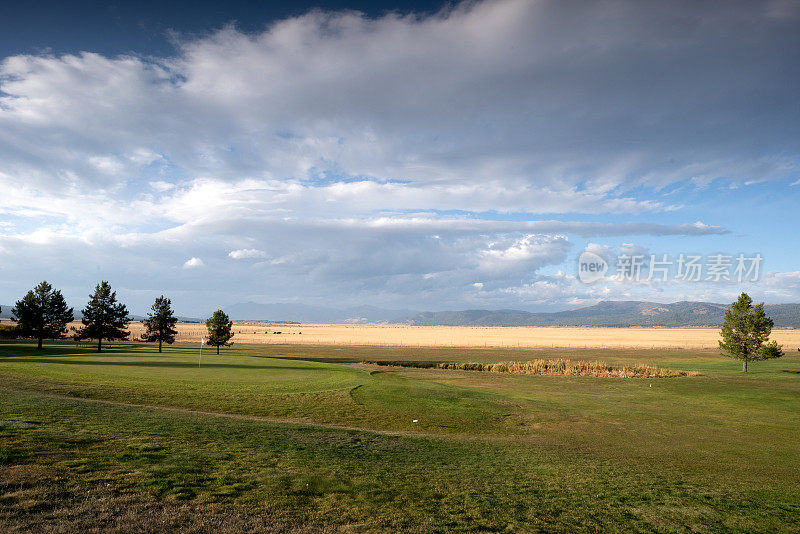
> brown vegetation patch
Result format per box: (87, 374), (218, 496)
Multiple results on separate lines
(0, 465), (325, 533)
(364, 358), (698, 378)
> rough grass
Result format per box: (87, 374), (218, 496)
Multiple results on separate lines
(0, 341), (799, 532)
(364, 358), (698, 377)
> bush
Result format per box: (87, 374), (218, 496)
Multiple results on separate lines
(0, 323), (19, 339)
(363, 358), (697, 378)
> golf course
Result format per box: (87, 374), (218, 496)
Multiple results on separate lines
(1, 341), (798, 532)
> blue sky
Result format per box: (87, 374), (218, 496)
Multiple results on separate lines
(1, 0), (799, 317)
(0, 1), (444, 57)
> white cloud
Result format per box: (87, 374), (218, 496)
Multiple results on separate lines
(479, 235), (569, 275)
(149, 181), (176, 192)
(619, 243), (651, 259)
(229, 248), (268, 259)
(183, 257), (204, 269)
(88, 156), (124, 175)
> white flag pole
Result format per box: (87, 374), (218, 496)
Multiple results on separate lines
(199, 337), (204, 368)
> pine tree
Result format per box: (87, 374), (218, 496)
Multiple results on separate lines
(76, 281), (131, 352)
(719, 292), (783, 372)
(12, 281), (74, 349)
(205, 309), (234, 355)
(142, 296), (178, 353)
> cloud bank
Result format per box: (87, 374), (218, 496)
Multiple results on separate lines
(1, 0), (798, 314)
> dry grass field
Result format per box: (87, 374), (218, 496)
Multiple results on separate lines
(109, 322), (800, 350)
(4, 318), (795, 349)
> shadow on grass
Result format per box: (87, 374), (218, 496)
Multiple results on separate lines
(0, 350), (93, 359)
(0, 342), (245, 358)
(261, 355), (363, 364)
(0, 358), (318, 371)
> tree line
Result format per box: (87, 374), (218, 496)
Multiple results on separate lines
(2, 280), (233, 353)
(0, 282), (786, 371)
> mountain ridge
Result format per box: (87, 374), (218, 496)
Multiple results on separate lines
(393, 300), (800, 328)
(220, 302), (418, 324)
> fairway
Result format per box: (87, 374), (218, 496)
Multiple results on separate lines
(1, 342), (799, 532)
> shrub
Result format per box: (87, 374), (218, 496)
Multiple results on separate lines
(363, 358), (696, 378)
(0, 323), (19, 339)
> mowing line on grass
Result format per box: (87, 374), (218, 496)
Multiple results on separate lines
(0, 383), (520, 443)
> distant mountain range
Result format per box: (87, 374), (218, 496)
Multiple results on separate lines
(220, 302), (418, 324)
(0, 300), (403, 324)
(4, 300), (800, 327)
(393, 301), (800, 328)
(0, 305), (196, 323)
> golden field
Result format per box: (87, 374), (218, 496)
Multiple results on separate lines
(112, 322), (800, 350)
(3, 319), (797, 349)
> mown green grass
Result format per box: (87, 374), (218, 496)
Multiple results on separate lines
(1, 341), (799, 532)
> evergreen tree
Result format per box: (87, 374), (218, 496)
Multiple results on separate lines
(12, 281), (74, 349)
(76, 281), (131, 352)
(205, 309), (234, 355)
(142, 295), (178, 352)
(719, 292), (783, 372)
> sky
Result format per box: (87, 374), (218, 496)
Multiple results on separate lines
(1, 0), (799, 317)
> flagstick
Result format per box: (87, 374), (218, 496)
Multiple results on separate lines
(199, 337), (204, 368)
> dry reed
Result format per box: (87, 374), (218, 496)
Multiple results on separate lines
(364, 358), (697, 378)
